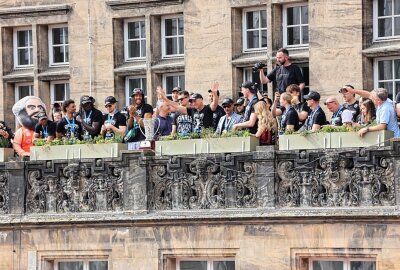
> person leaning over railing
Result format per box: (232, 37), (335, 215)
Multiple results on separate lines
(100, 96), (126, 140)
(171, 90), (193, 136)
(33, 112), (56, 143)
(56, 99), (82, 140)
(344, 86), (400, 138)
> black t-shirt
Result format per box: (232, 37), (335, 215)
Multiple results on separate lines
(267, 64), (305, 93)
(174, 112), (193, 136)
(280, 106), (300, 134)
(212, 105), (225, 131)
(304, 106), (327, 130)
(281, 101), (310, 128)
(343, 101), (360, 122)
(56, 117), (83, 139)
(241, 97), (259, 134)
(80, 108), (103, 138)
(103, 111), (126, 139)
(187, 105), (215, 132)
(129, 103), (154, 142)
(35, 120), (57, 138)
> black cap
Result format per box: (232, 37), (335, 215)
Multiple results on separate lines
(37, 112), (48, 121)
(80, 95), (92, 105)
(105, 96), (117, 105)
(131, 88), (143, 97)
(208, 89), (220, 96)
(304, 91), (321, 101)
(172, 87), (181, 93)
(221, 98), (234, 106)
(339, 84), (354, 93)
(189, 93), (203, 101)
(241, 81), (257, 93)
(234, 97), (245, 106)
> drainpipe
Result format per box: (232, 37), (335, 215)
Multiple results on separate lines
(87, 0), (93, 96)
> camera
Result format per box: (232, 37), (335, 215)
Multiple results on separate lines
(252, 62), (265, 72)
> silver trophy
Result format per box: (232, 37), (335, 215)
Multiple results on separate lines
(138, 118), (160, 149)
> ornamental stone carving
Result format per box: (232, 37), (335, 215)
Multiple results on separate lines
(0, 173), (8, 214)
(148, 157), (256, 210)
(276, 152), (395, 207)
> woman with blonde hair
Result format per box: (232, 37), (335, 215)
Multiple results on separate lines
(279, 92), (300, 135)
(254, 101), (278, 145)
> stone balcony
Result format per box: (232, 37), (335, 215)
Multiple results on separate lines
(1, 142), (400, 225)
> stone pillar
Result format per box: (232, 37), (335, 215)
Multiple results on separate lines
(225, 180), (236, 208)
(124, 156), (148, 211)
(5, 162), (25, 215)
(254, 146), (276, 208)
(171, 181), (182, 209)
(359, 181), (373, 207)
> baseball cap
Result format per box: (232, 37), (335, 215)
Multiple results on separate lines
(339, 84), (354, 93)
(104, 96), (117, 105)
(172, 87), (181, 93)
(80, 95), (92, 105)
(221, 98), (234, 106)
(304, 91), (321, 101)
(131, 88), (143, 97)
(208, 89), (220, 96)
(234, 97), (245, 106)
(37, 112), (48, 121)
(189, 93), (203, 101)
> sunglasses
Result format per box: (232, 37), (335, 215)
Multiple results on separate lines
(222, 104), (233, 108)
(178, 97), (188, 102)
(324, 101), (335, 106)
(105, 104), (113, 108)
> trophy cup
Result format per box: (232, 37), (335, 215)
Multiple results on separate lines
(138, 118), (160, 149)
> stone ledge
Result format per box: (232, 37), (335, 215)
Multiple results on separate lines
(106, 0), (183, 10)
(38, 66), (70, 81)
(2, 69), (34, 82)
(114, 61), (147, 76)
(362, 40), (400, 58)
(151, 58), (185, 73)
(0, 4), (72, 19)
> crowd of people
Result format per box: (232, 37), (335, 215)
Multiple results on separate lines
(1, 48), (399, 159)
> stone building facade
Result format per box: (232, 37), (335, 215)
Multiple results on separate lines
(1, 0), (399, 127)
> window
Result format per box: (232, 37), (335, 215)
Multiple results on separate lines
(55, 260), (108, 270)
(15, 83), (33, 102)
(374, 57), (400, 100)
(283, 4), (309, 47)
(162, 16), (184, 57)
(163, 73), (185, 97)
(51, 81), (70, 104)
(310, 259), (375, 270)
(243, 8), (267, 52)
(373, 0), (400, 40)
(125, 76), (147, 105)
(13, 28), (33, 68)
(49, 25), (69, 65)
(243, 67), (268, 94)
(177, 259), (235, 270)
(124, 19), (146, 60)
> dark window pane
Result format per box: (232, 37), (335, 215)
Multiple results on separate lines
(64, 28), (69, 43)
(179, 37), (184, 54)
(303, 26), (309, 44)
(54, 84), (67, 101)
(178, 18), (184, 35)
(261, 30), (267, 47)
(53, 46), (65, 63)
(247, 30), (259, 49)
(350, 261), (376, 270)
(52, 28), (63, 45)
(89, 261), (108, 270)
(18, 48), (29, 65)
(395, 17), (400, 35)
(395, 0), (400, 14)
(17, 30), (31, 47)
(165, 18), (177, 36)
(166, 37), (177, 55)
(180, 261), (207, 270)
(395, 59), (400, 79)
(378, 60), (393, 80)
(58, 262), (83, 270)
(395, 81), (400, 97)
(260, 10), (267, 28)
(128, 40), (141, 58)
(378, 0), (393, 16)
(165, 75), (184, 95)
(213, 261), (235, 270)
(287, 7), (301, 25)
(179, 75), (185, 90)
(140, 21), (146, 37)
(247, 11), (260, 29)
(313, 261), (343, 270)
(378, 18), (392, 37)
(302, 6), (309, 24)
(287, 26), (301, 45)
(18, 85), (32, 99)
(128, 22), (140, 39)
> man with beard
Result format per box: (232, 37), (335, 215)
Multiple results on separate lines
(126, 88), (153, 142)
(76, 95), (103, 140)
(12, 96), (46, 157)
(57, 99), (83, 139)
(257, 48), (305, 94)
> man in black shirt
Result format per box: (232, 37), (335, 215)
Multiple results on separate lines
(339, 85), (360, 122)
(127, 88), (154, 142)
(172, 91), (193, 136)
(208, 89), (225, 130)
(258, 48), (305, 94)
(76, 95), (103, 140)
(302, 91), (326, 131)
(232, 81), (259, 134)
(56, 99), (82, 139)
(101, 96), (126, 140)
(34, 112), (56, 143)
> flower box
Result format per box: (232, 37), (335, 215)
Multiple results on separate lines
(155, 136), (260, 156)
(279, 133), (331, 150)
(330, 130), (393, 148)
(0, 148), (14, 162)
(30, 143), (128, 161)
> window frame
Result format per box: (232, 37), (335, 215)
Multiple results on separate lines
(161, 15), (185, 58)
(309, 257), (376, 270)
(53, 259), (108, 270)
(374, 56), (400, 99)
(242, 7), (268, 52)
(283, 2), (309, 48)
(125, 75), (147, 106)
(373, 0), (400, 41)
(50, 80), (70, 105)
(162, 72), (185, 98)
(48, 24), (69, 66)
(14, 82), (34, 102)
(124, 18), (146, 61)
(13, 27), (33, 69)
(175, 257), (235, 270)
